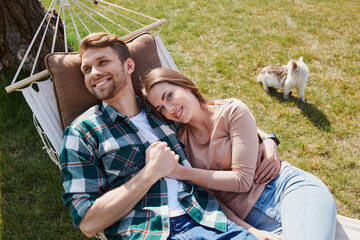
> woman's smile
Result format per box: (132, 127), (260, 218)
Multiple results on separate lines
(175, 106), (183, 119)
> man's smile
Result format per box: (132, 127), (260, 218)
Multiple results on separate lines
(94, 77), (111, 89)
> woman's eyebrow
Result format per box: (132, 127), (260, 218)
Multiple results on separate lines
(161, 91), (166, 101)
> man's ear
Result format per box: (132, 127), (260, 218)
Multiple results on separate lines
(125, 58), (135, 74)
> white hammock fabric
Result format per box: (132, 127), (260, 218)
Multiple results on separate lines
(22, 80), (62, 154)
(154, 35), (180, 72)
(5, 0), (360, 239)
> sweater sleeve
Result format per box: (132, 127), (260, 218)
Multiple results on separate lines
(207, 99), (258, 193)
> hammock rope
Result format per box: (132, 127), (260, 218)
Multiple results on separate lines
(98, 0), (159, 21)
(10, 4), (55, 87)
(8, 0), (166, 93)
(33, 114), (60, 169)
(67, 4), (81, 43)
(76, 0), (132, 33)
(71, 0), (111, 33)
(69, 4), (92, 35)
(87, 0), (146, 28)
(51, 8), (62, 52)
(31, 9), (56, 76)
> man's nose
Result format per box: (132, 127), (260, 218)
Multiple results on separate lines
(91, 66), (101, 78)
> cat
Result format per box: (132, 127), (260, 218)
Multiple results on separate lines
(256, 57), (309, 101)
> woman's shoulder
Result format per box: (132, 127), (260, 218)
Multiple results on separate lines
(213, 98), (249, 114)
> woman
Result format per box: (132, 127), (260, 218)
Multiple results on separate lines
(142, 68), (337, 240)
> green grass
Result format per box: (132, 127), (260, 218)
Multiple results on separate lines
(0, 75), (87, 239)
(1, 0), (359, 238)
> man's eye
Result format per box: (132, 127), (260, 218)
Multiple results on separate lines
(99, 60), (107, 65)
(84, 67), (91, 74)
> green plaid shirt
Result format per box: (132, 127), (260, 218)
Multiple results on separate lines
(60, 101), (227, 239)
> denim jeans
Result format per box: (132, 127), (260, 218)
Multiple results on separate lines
(167, 214), (257, 240)
(245, 165), (337, 240)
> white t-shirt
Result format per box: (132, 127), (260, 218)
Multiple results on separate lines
(130, 110), (186, 217)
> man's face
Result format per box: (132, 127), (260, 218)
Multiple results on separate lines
(81, 46), (127, 100)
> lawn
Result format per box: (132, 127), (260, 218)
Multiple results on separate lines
(1, 0), (359, 239)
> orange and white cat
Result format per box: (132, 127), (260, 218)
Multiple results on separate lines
(257, 57), (309, 101)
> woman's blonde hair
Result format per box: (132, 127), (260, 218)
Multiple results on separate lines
(142, 68), (207, 107)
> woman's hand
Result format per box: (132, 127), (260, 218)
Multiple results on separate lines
(248, 227), (283, 240)
(254, 139), (281, 184)
(166, 163), (184, 180)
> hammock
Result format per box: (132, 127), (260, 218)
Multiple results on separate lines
(4, 1), (359, 239)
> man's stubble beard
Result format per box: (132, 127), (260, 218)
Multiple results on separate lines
(91, 70), (128, 101)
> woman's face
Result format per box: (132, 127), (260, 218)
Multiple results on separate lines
(146, 82), (197, 123)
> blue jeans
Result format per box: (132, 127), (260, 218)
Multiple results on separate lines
(167, 214), (257, 240)
(245, 165), (337, 240)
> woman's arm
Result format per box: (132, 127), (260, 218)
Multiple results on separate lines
(255, 128), (281, 184)
(168, 100), (258, 193)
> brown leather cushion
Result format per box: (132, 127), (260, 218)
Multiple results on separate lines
(45, 32), (161, 130)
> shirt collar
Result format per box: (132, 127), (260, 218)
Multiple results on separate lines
(101, 96), (152, 125)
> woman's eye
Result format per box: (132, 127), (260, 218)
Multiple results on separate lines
(99, 60), (107, 65)
(167, 92), (172, 100)
(158, 106), (164, 112)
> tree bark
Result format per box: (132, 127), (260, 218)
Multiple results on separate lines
(0, 0), (69, 76)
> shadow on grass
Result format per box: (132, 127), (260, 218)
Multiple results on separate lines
(267, 89), (331, 132)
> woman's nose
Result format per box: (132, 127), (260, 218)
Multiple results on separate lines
(164, 103), (174, 113)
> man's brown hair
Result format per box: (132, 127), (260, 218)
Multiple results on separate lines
(79, 32), (130, 63)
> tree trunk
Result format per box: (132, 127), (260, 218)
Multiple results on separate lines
(0, 0), (69, 76)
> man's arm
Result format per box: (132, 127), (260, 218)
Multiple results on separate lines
(254, 128), (281, 184)
(79, 141), (179, 237)
(79, 163), (159, 237)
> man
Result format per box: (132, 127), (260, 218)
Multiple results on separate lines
(60, 32), (258, 239)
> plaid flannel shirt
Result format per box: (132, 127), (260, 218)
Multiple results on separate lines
(60, 101), (227, 239)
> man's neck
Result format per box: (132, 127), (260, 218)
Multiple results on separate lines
(104, 92), (141, 118)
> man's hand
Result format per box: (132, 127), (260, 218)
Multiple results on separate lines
(145, 141), (179, 179)
(254, 139), (281, 184)
(79, 141), (178, 237)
